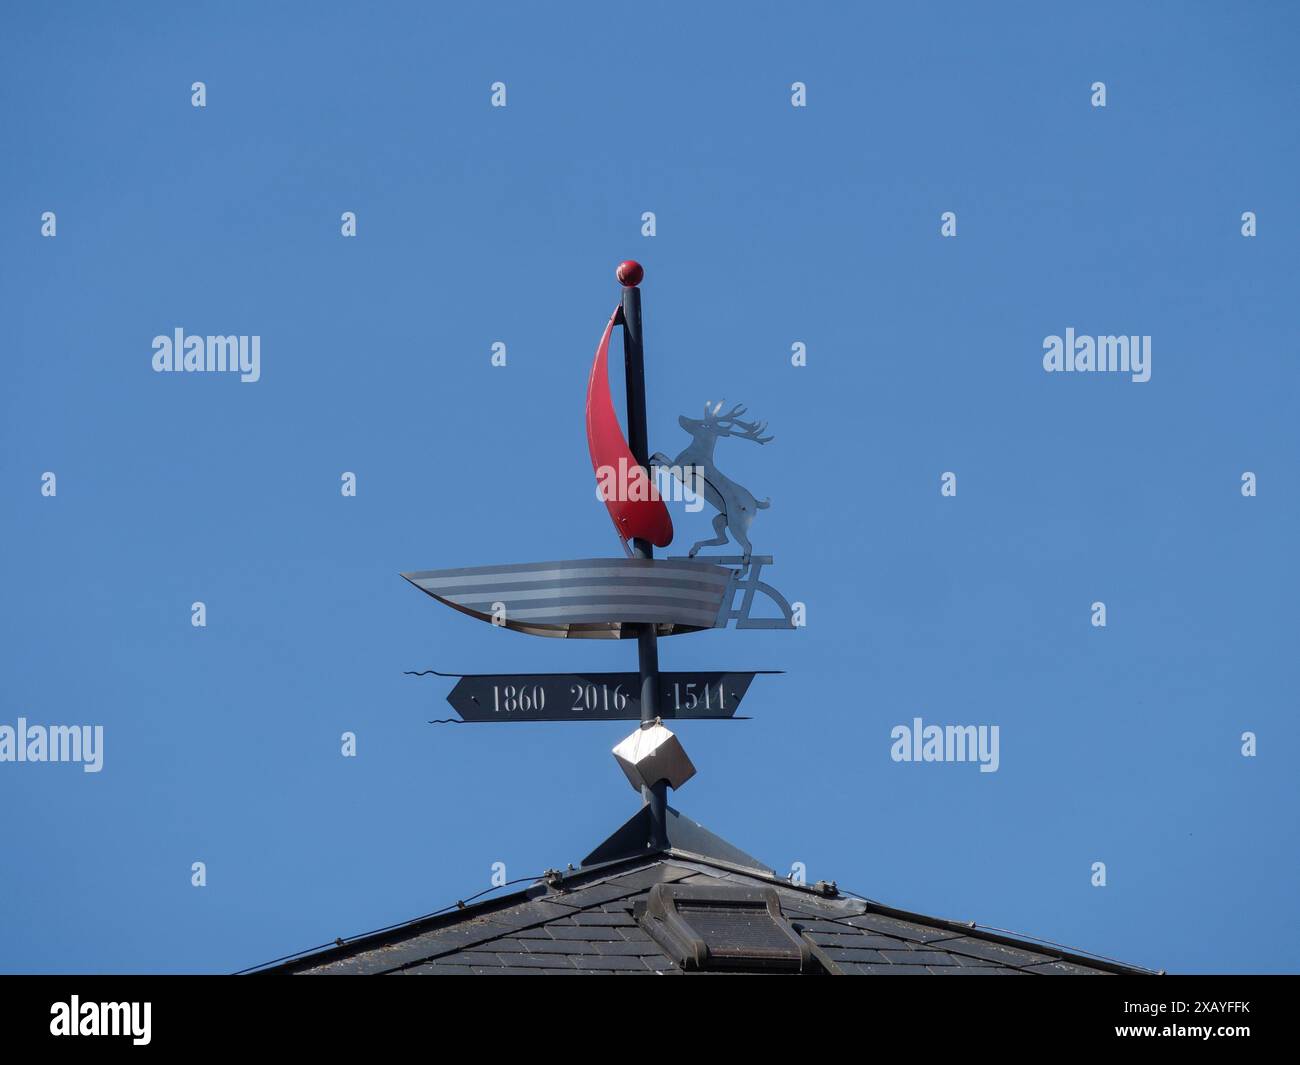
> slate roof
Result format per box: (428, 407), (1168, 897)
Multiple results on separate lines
(254, 846), (1155, 975)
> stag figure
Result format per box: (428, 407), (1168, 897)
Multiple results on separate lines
(652, 401), (773, 568)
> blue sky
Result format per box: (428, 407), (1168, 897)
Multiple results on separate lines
(1, 1), (1296, 974)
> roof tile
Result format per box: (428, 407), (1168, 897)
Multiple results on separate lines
(931, 936), (1056, 969)
(593, 940), (666, 957)
(843, 912), (963, 944)
(522, 940), (594, 955)
(580, 954), (651, 971)
(494, 952), (576, 969)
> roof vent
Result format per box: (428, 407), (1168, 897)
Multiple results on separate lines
(636, 884), (815, 972)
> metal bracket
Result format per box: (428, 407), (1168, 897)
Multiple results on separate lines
(667, 555), (795, 630)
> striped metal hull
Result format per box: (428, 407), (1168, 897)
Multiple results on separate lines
(400, 558), (734, 639)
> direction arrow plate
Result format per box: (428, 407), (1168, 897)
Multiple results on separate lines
(443, 671), (774, 722)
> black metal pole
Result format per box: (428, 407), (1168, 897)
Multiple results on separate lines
(619, 277), (669, 852)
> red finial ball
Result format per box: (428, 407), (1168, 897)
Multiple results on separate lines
(616, 260), (644, 287)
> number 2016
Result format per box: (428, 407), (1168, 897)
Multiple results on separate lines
(569, 684), (628, 713)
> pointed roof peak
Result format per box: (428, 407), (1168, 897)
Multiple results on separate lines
(581, 804), (772, 875)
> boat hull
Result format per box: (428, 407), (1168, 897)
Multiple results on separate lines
(400, 558), (734, 639)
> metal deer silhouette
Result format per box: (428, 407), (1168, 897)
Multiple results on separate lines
(652, 401), (773, 566)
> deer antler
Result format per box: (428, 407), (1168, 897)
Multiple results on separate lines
(733, 420), (774, 444)
(715, 404), (773, 444)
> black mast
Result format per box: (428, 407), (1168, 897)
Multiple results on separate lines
(618, 265), (669, 851)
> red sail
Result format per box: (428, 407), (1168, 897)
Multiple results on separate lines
(586, 308), (674, 548)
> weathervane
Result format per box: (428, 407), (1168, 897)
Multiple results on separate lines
(403, 260), (796, 855)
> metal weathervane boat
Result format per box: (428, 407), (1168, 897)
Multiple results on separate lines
(401, 260), (795, 637)
(403, 259), (797, 854)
